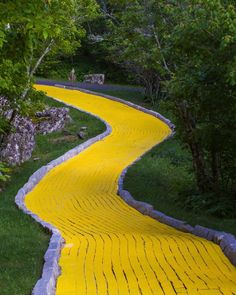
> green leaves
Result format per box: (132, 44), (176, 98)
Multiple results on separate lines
(0, 59), (28, 97)
(0, 162), (11, 185)
(0, 0), (99, 112)
(167, 0), (236, 197)
(42, 30), (48, 41)
(0, 30), (5, 49)
(98, 0), (236, 203)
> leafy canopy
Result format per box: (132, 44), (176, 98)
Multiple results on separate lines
(0, 0), (99, 114)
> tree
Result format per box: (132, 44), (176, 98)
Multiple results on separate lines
(168, 0), (236, 201)
(0, 0), (99, 118)
(90, 0), (175, 104)
(94, 0), (236, 214)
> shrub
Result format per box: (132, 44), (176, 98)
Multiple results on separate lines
(0, 162), (10, 189)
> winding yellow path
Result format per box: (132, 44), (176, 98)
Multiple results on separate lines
(25, 85), (236, 295)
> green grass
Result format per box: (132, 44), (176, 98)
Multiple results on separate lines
(96, 89), (236, 236)
(0, 96), (105, 295)
(36, 76), (69, 82)
(97, 90), (146, 103)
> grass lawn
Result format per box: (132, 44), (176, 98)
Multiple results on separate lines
(0, 95), (105, 295)
(96, 89), (236, 236)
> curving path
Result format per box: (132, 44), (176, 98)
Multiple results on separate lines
(25, 85), (236, 295)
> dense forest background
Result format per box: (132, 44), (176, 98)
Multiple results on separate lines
(0, 0), (236, 217)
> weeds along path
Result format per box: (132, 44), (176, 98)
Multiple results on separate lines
(25, 85), (236, 294)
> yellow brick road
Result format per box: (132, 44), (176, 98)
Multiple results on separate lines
(25, 85), (236, 294)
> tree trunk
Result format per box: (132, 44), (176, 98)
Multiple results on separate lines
(143, 70), (161, 105)
(189, 139), (209, 193)
(178, 101), (210, 193)
(21, 39), (54, 100)
(211, 149), (221, 192)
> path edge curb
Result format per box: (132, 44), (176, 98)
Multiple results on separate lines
(15, 93), (112, 295)
(53, 83), (236, 267)
(15, 83), (236, 294)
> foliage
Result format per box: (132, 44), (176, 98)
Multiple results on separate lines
(98, 88), (236, 231)
(0, 162), (10, 187)
(90, 0), (176, 104)
(36, 55), (112, 82)
(0, 60), (28, 102)
(167, 0), (236, 200)
(0, 115), (11, 136)
(94, 0), (236, 215)
(0, 0), (99, 126)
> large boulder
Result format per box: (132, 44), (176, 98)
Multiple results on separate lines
(35, 107), (71, 135)
(0, 98), (72, 165)
(83, 74), (105, 85)
(0, 102), (72, 165)
(0, 115), (35, 165)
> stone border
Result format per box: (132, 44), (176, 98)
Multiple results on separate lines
(54, 84), (175, 131)
(15, 94), (112, 295)
(52, 84), (236, 267)
(16, 83), (236, 294)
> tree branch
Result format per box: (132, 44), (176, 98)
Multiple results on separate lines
(29, 39), (54, 80)
(21, 39), (54, 99)
(151, 25), (172, 75)
(100, 8), (120, 25)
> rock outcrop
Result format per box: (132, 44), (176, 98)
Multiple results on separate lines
(0, 115), (36, 165)
(35, 107), (71, 135)
(83, 74), (105, 85)
(0, 97), (72, 165)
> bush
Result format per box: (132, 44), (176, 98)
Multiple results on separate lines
(0, 162), (10, 188)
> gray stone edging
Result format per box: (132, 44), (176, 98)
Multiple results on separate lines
(15, 97), (112, 295)
(53, 84), (175, 131)
(53, 84), (236, 267)
(15, 82), (236, 295)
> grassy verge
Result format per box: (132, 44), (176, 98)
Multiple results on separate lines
(0, 96), (105, 295)
(96, 89), (236, 236)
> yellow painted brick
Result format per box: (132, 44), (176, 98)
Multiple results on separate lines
(24, 85), (236, 294)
